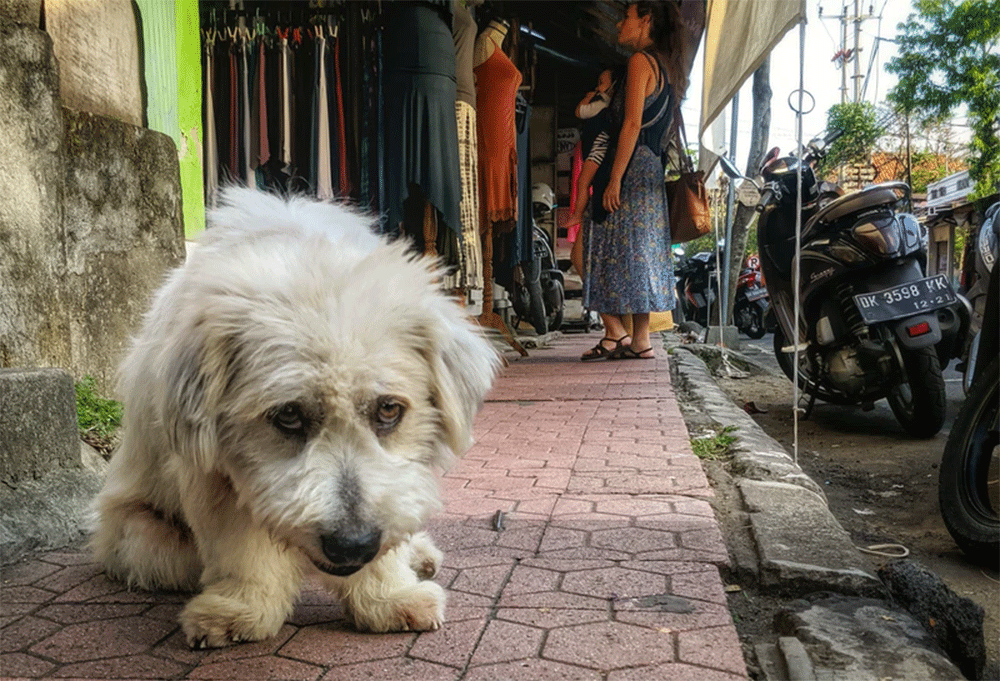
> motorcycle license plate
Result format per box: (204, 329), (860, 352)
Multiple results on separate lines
(852, 274), (957, 324)
(746, 286), (768, 301)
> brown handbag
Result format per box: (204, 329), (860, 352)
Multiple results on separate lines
(664, 115), (711, 243)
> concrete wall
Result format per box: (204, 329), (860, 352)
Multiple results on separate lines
(0, 24), (71, 370)
(0, 15), (184, 396)
(62, 110), (186, 390)
(44, 0), (143, 128)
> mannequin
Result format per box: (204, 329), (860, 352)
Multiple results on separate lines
(474, 18), (526, 356)
(472, 19), (509, 68)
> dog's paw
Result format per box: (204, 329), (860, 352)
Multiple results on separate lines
(399, 580), (446, 631)
(408, 531), (443, 580)
(351, 580), (446, 633)
(179, 593), (281, 649)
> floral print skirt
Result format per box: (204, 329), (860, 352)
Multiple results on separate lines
(584, 146), (675, 314)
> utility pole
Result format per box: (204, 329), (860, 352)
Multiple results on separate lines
(853, 0), (862, 102)
(821, 3), (872, 104)
(841, 4), (849, 103)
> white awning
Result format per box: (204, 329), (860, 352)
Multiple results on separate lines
(698, 0), (805, 167)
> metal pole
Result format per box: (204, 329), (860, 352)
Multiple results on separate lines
(793, 18), (807, 465)
(723, 92), (739, 327)
(853, 0), (862, 102)
(840, 4), (848, 105)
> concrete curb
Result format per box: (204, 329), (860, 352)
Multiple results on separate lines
(668, 344), (885, 598)
(0, 443), (106, 563)
(667, 342), (967, 681)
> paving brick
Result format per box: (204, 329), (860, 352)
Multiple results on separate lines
(2, 585), (58, 604)
(544, 621), (675, 670)
(28, 616), (175, 663)
(561, 566), (669, 600)
(1, 616), (64, 653)
(676, 624), (748, 675)
(278, 625), (413, 667)
(186, 655), (324, 680)
(0, 652), (56, 677)
(407, 615), (487, 668)
(447, 562), (514, 599)
(608, 663), (749, 681)
(464, 658), (603, 680)
(494, 606), (608, 629)
(469, 619), (543, 666)
(2, 559), (62, 586)
(48, 653), (187, 679)
(321, 658), (460, 680)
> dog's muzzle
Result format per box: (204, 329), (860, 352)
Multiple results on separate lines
(316, 529), (382, 576)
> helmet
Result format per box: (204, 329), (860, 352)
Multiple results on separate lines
(531, 183), (556, 211)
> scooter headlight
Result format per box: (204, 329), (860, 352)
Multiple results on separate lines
(853, 216), (902, 257)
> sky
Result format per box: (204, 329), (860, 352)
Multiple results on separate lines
(682, 0), (921, 170)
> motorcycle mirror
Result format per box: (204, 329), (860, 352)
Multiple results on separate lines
(759, 147), (780, 174)
(718, 155), (742, 179)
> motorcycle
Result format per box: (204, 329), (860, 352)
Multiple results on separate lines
(718, 130), (970, 438)
(958, 201), (999, 392)
(510, 184), (565, 335)
(939, 201), (998, 565)
(734, 255), (769, 339)
(674, 250), (717, 327)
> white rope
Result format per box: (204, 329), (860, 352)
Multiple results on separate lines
(857, 543), (910, 559)
(793, 18), (806, 465)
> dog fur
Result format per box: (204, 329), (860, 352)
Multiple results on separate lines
(91, 187), (499, 648)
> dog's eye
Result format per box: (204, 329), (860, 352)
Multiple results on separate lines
(270, 404), (305, 435)
(373, 398), (405, 434)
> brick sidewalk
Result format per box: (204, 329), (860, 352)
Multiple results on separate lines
(1, 333), (748, 680)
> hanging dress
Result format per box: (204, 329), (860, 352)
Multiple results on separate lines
(584, 51), (676, 314)
(383, 1), (462, 240)
(474, 36), (521, 234)
(450, 0), (484, 292)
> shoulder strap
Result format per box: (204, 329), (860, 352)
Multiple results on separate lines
(638, 51), (671, 131)
(670, 108), (695, 173)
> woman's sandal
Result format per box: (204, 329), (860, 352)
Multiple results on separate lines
(581, 335), (630, 361)
(620, 345), (655, 360)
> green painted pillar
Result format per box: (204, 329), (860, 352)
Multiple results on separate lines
(137, 0), (205, 239)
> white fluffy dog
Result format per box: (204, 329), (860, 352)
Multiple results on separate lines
(91, 187), (499, 648)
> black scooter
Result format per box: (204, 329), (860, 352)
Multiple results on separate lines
(939, 201), (998, 566)
(674, 251), (717, 327)
(719, 130), (969, 438)
(511, 219), (564, 335)
(734, 257), (769, 339)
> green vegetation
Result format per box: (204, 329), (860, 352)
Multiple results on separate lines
(691, 426), (738, 460)
(817, 102), (884, 179)
(887, 0), (1000, 196)
(75, 376), (123, 453)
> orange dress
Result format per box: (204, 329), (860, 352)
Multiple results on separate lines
(474, 40), (522, 234)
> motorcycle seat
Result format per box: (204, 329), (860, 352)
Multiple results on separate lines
(806, 182), (908, 230)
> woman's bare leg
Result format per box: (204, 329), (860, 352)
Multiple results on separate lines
(566, 160), (600, 227)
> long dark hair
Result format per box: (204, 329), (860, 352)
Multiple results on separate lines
(631, 0), (688, 99)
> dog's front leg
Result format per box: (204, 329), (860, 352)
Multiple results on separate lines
(178, 487), (303, 648)
(326, 534), (446, 633)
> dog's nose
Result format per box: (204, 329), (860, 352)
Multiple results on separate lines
(319, 529), (382, 575)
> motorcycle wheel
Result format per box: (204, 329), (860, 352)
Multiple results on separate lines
(938, 356), (999, 566)
(772, 326), (855, 406)
(545, 278), (565, 332)
(525, 264), (548, 336)
(735, 301), (766, 339)
(887, 346), (946, 438)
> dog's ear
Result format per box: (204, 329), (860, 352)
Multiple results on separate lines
(425, 311), (499, 457)
(159, 321), (241, 470)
